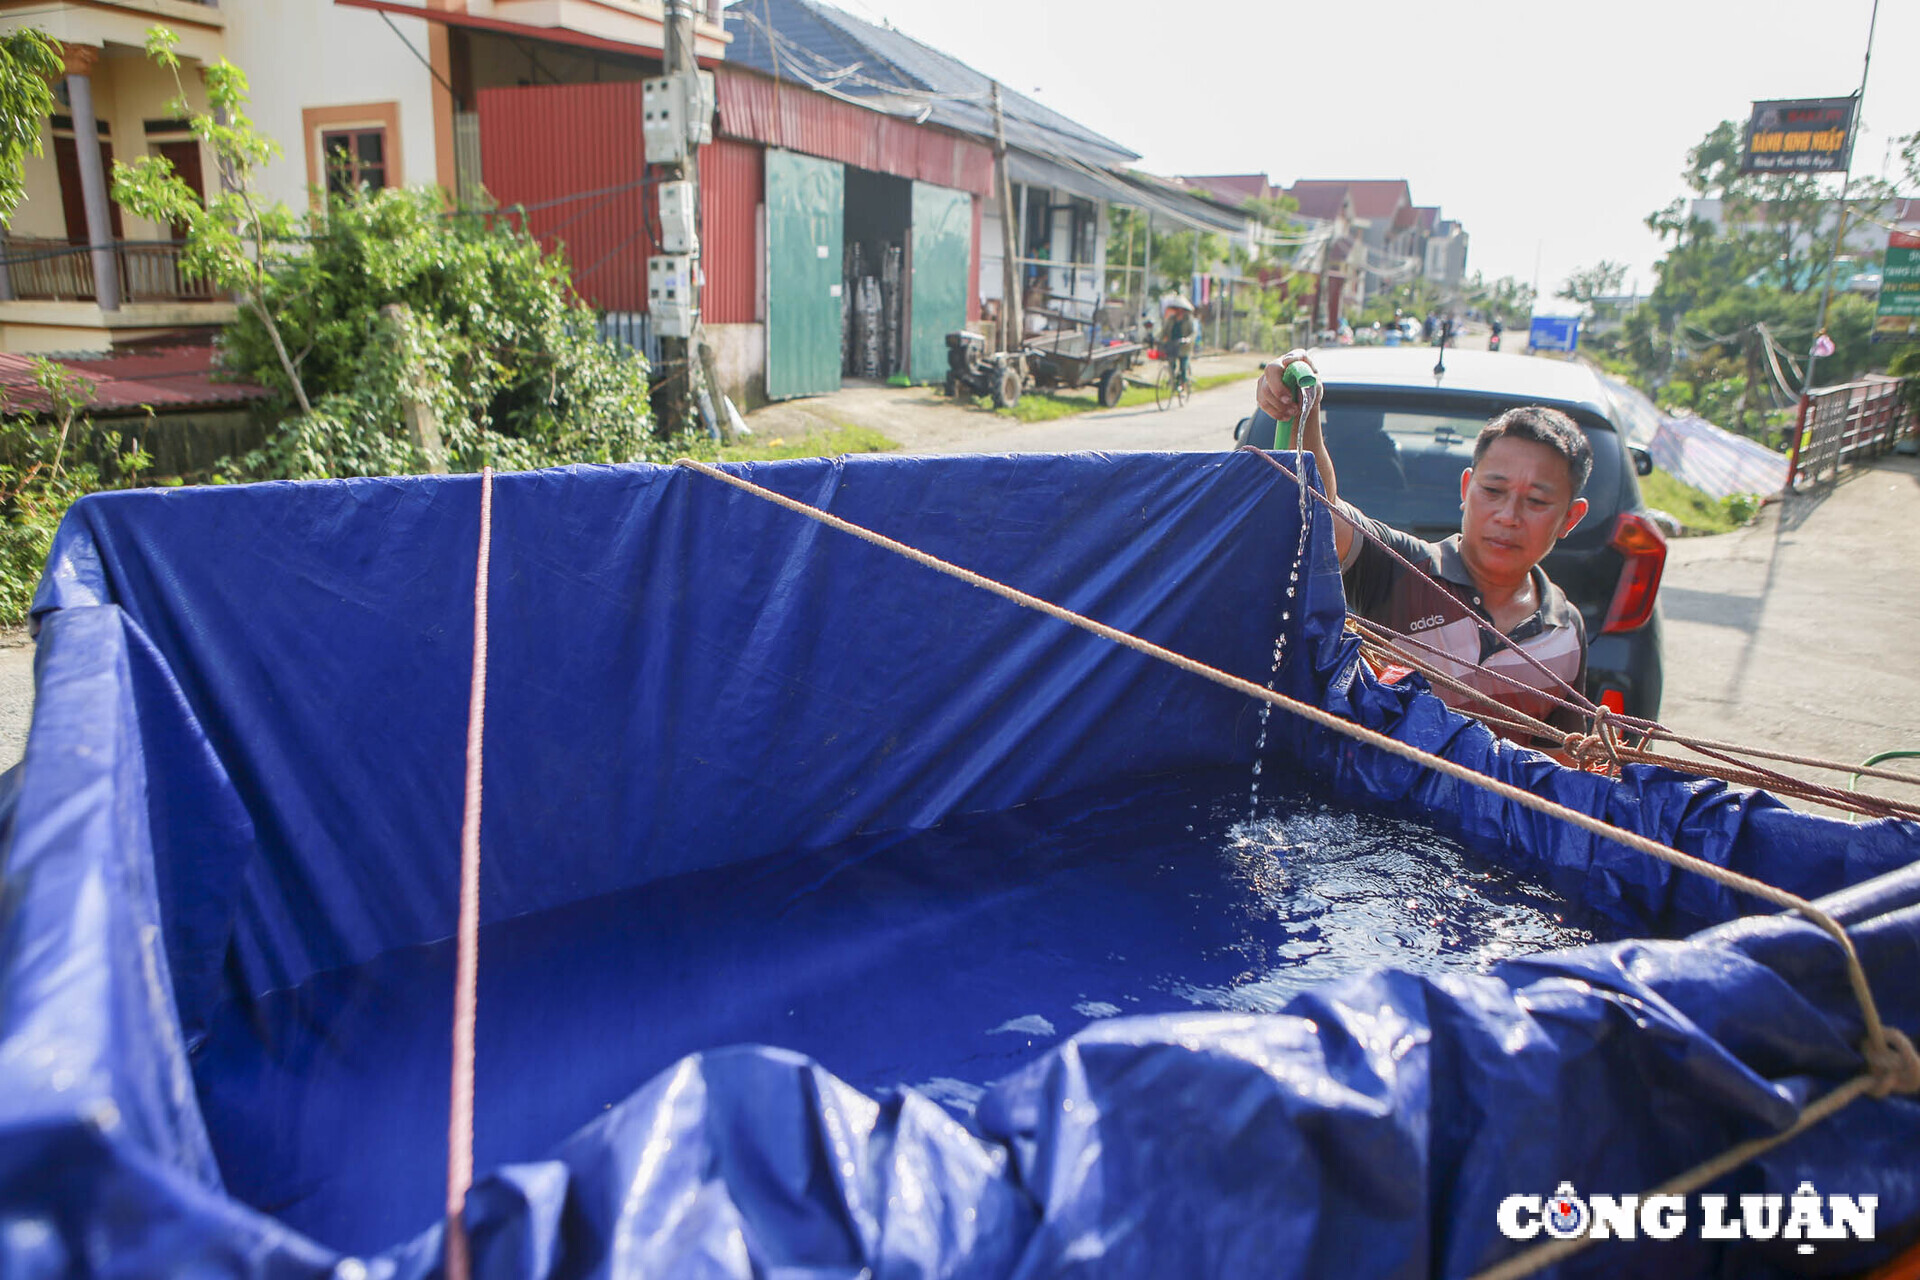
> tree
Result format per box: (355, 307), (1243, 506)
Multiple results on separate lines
(110, 27), (313, 414)
(1106, 206), (1230, 304)
(1623, 119), (1912, 409)
(1559, 261), (1628, 313)
(0, 358), (149, 622)
(1465, 272), (1535, 327)
(0, 29), (61, 225)
(221, 187), (662, 480)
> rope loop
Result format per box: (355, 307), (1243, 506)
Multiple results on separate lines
(1865, 1026), (1920, 1098)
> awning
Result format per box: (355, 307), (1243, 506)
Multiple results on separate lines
(1007, 149), (1245, 234)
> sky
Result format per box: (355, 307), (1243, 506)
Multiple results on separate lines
(818, 0), (1919, 303)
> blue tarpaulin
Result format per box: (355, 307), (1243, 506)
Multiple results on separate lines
(3, 452), (1917, 1278)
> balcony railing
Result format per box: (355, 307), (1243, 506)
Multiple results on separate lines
(0, 236), (223, 304)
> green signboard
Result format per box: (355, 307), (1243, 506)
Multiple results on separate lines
(1876, 229), (1920, 343)
(909, 181), (971, 383)
(765, 150), (846, 399)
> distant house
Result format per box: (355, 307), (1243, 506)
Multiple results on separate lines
(726, 0), (1242, 385)
(1425, 219), (1470, 289)
(1280, 181), (1361, 327)
(0, 0), (1248, 405)
(1279, 180), (1469, 322)
(0, 1), (732, 355)
(1688, 196), (1920, 259)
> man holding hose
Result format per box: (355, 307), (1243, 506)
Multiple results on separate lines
(1255, 351), (1593, 734)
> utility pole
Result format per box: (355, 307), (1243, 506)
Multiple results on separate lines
(990, 82), (1022, 354)
(1141, 210), (1154, 331)
(658, 0), (720, 437)
(1787, 0), (1880, 488)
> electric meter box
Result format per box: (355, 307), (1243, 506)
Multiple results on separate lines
(659, 180), (698, 253)
(642, 71), (716, 163)
(648, 254), (694, 337)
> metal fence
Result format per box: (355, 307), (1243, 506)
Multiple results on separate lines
(1787, 377), (1914, 487)
(596, 311), (659, 367)
(1, 237), (219, 304)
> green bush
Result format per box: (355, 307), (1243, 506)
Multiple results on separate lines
(221, 188), (683, 480)
(0, 359), (149, 624)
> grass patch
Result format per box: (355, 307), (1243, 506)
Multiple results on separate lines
(979, 367), (1263, 423)
(1638, 467), (1760, 536)
(717, 423), (899, 462)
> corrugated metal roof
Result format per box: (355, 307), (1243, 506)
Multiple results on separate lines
(0, 347), (269, 415)
(715, 68), (994, 196)
(722, 0), (1138, 170)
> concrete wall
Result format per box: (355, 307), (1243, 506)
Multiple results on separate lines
(224, 1), (440, 209)
(707, 321), (766, 410)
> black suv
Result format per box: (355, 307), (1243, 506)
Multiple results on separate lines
(1235, 347), (1664, 720)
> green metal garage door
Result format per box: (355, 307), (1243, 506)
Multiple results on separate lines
(765, 150), (845, 399)
(909, 181), (971, 383)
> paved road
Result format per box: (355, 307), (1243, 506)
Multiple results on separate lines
(1659, 455), (1920, 809)
(0, 638), (30, 773)
(917, 377), (1255, 455)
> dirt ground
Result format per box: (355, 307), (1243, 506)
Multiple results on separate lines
(738, 352), (1269, 455)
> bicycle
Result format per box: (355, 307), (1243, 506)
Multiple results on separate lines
(1153, 350), (1194, 411)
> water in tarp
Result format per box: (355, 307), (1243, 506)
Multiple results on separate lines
(192, 765), (1606, 1255)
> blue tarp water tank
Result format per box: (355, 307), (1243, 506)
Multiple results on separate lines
(2, 452), (1916, 1277)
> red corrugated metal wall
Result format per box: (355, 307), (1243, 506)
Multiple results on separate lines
(477, 83), (653, 312)
(701, 138), (761, 325)
(479, 75), (979, 322)
(715, 67), (994, 198)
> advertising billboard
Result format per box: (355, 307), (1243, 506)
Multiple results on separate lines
(1875, 228), (1920, 343)
(1740, 98), (1856, 175)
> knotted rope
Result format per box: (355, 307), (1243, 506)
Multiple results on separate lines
(674, 454), (1918, 1280)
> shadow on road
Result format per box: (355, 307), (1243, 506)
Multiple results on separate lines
(1657, 586), (1763, 632)
(1774, 485), (1837, 534)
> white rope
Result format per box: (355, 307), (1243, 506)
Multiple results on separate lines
(445, 465), (493, 1280)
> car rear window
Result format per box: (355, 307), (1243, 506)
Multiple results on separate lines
(1320, 398), (1622, 543)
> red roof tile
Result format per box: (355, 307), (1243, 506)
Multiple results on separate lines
(0, 346), (269, 416)
(1338, 179), (1413, 219)
(1286, 181), (1351, 222)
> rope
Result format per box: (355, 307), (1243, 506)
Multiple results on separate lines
(675, 455), (1917, 1277)
(444, 465), (494, 1280)
(672, 456), (1907, 1076)
(1238, 447), (1920, 806)
(1472, 1029), (1920, 1280)
(1352, 617), (1920, 820)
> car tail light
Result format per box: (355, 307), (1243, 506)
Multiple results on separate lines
(1599, 689), (1626, 714)
(1601, 512), (1666, 634)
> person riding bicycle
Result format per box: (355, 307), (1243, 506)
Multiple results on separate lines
(1159, 296), (1200, 389)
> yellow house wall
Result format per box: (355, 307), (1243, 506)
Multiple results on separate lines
(14, 119), (67, 239)
(98, 45), (213, 243)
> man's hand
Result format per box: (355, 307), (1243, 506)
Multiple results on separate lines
(1252, 350), (1352, 562)
(1255, 349), (1318, 422)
